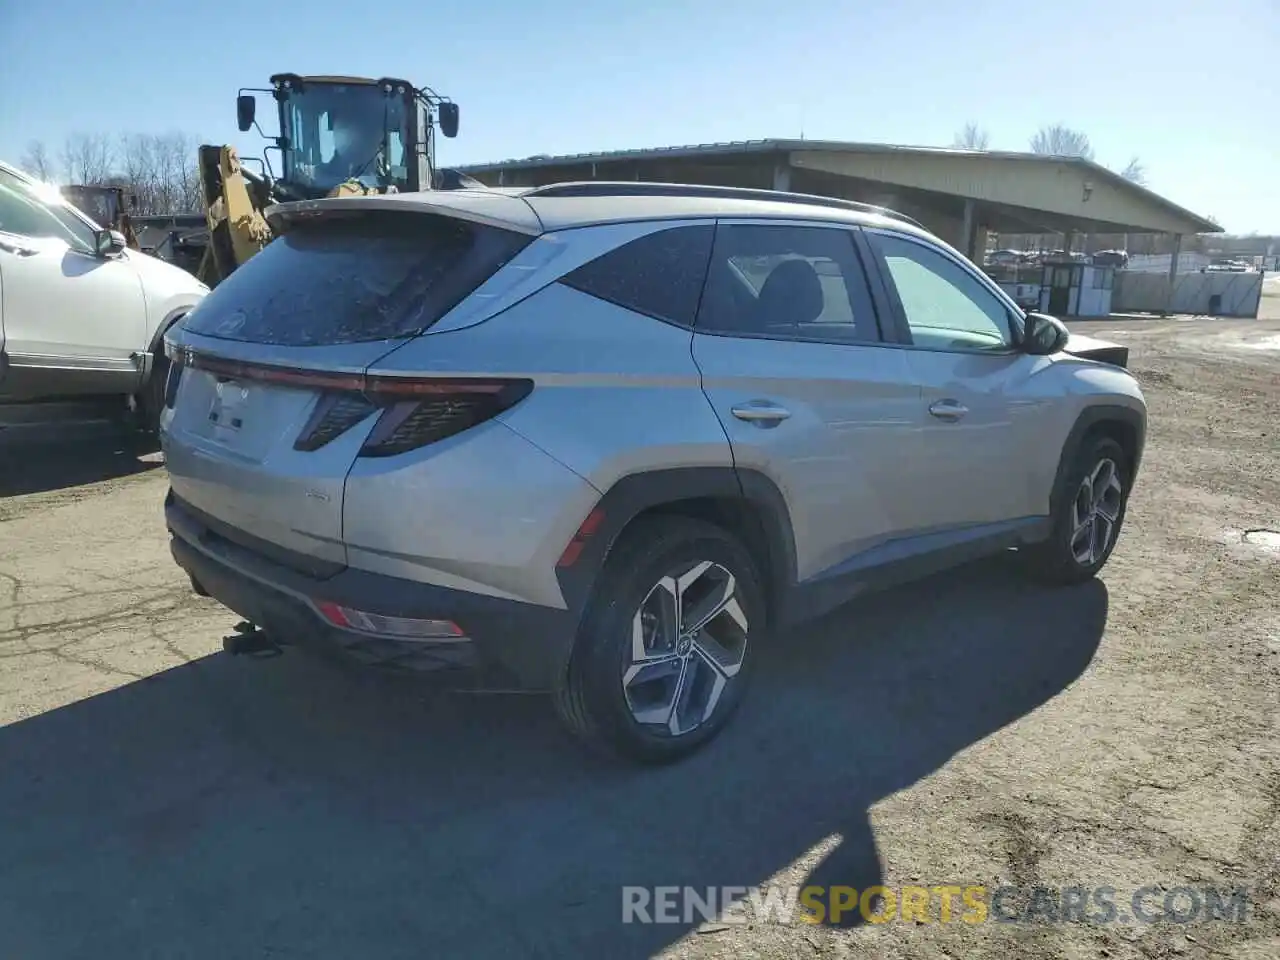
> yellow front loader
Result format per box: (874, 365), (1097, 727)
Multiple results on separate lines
(196, 72), (462, 286)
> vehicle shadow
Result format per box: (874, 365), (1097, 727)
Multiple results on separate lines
(0, 559), (1107, 959)
(0, 430), (160, 498)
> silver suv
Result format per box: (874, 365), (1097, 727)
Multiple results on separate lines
(161, 182), (1145, 763)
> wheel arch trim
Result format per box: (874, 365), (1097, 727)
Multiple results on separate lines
(1050, 404), (1146, 517)
(553, 466), (797, 623)
(147, 306), (195, 360)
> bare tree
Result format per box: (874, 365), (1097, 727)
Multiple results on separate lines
(32, 128), (205, 215)
(156, 132), (201, 213)
(1029, 124), (1095, 160)
(118, 133), (156, 209)
(19, 140), (56, 181)
(117, 132), (202, 215)
(952, 123), (991, 150)
(61, 133), (115, 185)
(1119, 157), (1147, 186)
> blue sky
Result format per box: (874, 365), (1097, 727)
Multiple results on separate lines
(2, 0), (1276, 233)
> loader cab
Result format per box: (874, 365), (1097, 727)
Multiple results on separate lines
(234, 73), (459, 200)
(60, 184), (139, 248)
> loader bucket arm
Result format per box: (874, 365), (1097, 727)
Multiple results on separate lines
(196, 144), (274, 286)
(118, 209), (140, 250)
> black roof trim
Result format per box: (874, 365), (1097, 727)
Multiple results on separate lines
(522, 181), (924, 230)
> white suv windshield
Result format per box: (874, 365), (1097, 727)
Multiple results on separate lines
(0, 168), (97, 253)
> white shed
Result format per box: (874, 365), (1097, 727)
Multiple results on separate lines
(1038, 261), (1115, 317)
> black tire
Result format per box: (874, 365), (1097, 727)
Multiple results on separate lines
(553, 515), (765, 764)
(1024, 436), (1130, 585)
(138, 349), (170, 434)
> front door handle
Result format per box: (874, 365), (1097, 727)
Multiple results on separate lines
(731, 401), (792, 424)
(0, 237), (38, 257)
(928, 399), (969, 422)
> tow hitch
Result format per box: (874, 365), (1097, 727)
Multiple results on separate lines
(222, 621), (282, 658)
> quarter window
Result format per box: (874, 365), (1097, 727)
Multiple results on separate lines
(696, 224), (880, 343)
(560, 225), (714, 328)
(870, 233), (1014, 352)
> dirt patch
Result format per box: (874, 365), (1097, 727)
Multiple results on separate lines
(1243, 530), (1280, 553)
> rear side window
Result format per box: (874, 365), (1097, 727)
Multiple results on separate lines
(696, 224), (881, 343)
(560, 225), (714, 327)
(185, 212), (531, 346)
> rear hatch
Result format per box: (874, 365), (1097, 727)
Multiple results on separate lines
(163, 197), (536, 573)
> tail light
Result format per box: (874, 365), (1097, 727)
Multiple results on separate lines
(294, 392), (379, 452)
(295, 377), (532, 456)
(168, 349), (532, 457)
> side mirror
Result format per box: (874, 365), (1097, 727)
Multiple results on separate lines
(236, 94), (257, 132)
(1021, 312), (1070, 356)
(438, 102), (459, 139)
(94, 229), (127, 257)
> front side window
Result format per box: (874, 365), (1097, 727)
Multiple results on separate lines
(0, 168), (97, 253)
(696, 224), (880, 343)
(870, 232), (1014, 352)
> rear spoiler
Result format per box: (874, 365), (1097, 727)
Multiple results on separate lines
(265, 192), (544, 237)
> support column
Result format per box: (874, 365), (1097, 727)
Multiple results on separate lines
(961, 199), (976, 261)
(772, 160), (792, 193)
(1167, 234), (1182, 282)
(959, 199), (986, 262)
(1166, 233), (1182, 315)
(974, 226), (991, 264)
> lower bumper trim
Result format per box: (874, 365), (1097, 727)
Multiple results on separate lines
(167, 496), (578, 689)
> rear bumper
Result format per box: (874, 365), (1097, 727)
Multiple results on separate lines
(166, 493), (577, 690)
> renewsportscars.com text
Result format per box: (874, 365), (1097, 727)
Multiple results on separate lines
(622, 884), (1251, 926)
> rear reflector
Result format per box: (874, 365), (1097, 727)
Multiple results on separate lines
(314, 600), (469, 642)
(557, 506), (607, 568)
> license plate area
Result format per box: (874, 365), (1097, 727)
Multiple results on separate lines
(209, 378), (250, 432)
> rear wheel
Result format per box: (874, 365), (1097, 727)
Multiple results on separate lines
(1025, 436), (1130, 585)
(553, 516), (764, 764)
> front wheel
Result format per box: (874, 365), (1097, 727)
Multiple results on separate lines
(553, 516), (765, 764)
(137, 349), (170, 434)
(1024, 436), (1130, 585)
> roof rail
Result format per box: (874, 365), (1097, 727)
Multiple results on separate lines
(522, 181), (925, 229)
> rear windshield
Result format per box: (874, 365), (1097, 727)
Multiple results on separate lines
(185, 212), (531, 346)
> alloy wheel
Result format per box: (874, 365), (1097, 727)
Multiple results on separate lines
(1070, 457), (1124, 566)
(622, 560), (750, 737)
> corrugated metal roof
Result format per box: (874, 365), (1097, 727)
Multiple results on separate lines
(456, 138), (1219, 234)
(458, 137), (1080, 171)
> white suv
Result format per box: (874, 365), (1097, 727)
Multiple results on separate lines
(0, 161), (208, 426)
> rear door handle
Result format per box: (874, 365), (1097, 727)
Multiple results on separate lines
(731, 401), (792, 424)
(928, 399), (969, 422)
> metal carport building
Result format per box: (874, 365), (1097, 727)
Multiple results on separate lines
(457, 139), (1219, 269)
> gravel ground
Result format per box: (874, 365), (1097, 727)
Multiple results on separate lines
(1, 315), (1277, 960)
